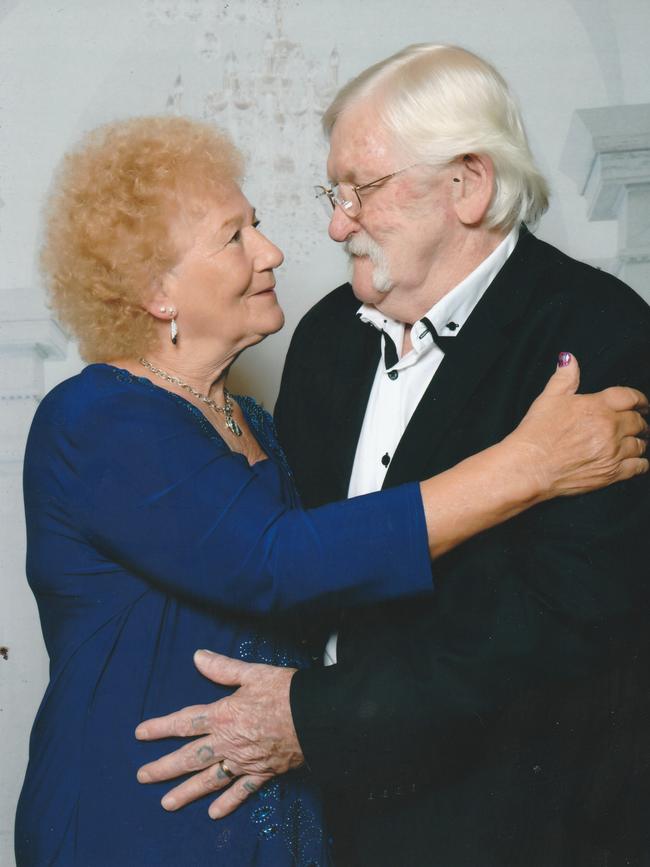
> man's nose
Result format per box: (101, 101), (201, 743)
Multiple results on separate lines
(328, 203), (359, 242)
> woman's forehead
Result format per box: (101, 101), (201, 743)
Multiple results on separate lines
(167, 187), (254, 249)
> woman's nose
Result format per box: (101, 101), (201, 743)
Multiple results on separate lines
(258, 234), (284, 269)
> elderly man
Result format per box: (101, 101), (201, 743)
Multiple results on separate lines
(137, 45), (650, 866)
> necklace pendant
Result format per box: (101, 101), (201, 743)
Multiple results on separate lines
(226, 415), (243, 437)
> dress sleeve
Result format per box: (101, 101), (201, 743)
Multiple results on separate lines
(54, 387), (432, 615)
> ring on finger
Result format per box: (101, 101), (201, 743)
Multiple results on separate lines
(218, 759), (236, 781)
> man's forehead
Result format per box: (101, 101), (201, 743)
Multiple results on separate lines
(327, 105), (396, 182)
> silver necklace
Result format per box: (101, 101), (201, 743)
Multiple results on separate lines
(139, 357), (243, 437)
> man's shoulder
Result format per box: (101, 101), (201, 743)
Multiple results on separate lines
(500, 232), (650, 390)
(293, 282), (359, 337)
(520, 231), (649, 321)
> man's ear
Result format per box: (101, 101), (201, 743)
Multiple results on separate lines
(451, 153), (495, 226)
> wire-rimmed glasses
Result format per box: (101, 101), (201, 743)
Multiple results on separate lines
(314, 164), (423, 219)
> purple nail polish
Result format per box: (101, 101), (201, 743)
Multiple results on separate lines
(557, 352), (572, 368)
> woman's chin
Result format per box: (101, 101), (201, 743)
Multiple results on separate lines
(246, 308), (286, 346)
(263, 302), (285, 335)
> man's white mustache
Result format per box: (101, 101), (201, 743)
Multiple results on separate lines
(344, 234), (394, 293)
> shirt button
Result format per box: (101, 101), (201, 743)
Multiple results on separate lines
(387, 370), (399, 380)
(381, 453), (391, 467)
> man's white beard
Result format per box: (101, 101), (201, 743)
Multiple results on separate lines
(345, 233), (394, 294)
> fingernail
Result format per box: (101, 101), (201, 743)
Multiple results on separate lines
(161, 795), (176, 811)
(135, 725), (148, 739)
(557, 352), (572, 368)
(137, 769), (150, 783)
(209, 806), (222, 820)
(194, 649), (215, 661)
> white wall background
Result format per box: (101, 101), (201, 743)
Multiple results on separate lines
(1, 0), (649, 862)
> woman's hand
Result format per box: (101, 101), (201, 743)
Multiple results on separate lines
(507, 353), (648, 502)
(419, 353), (648, 559)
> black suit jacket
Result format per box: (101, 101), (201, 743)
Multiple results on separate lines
(275, 230), (650, 867)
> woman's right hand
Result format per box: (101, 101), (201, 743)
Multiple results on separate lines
(506, 353), (648, 503)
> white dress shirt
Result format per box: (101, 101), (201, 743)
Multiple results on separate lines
(323, 226), (519, 666)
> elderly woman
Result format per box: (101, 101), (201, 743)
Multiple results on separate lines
(15, 116), (647, 867)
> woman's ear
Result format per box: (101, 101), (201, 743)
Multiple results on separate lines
(143, 276), (176, 321)
(451, 153), (495, 226)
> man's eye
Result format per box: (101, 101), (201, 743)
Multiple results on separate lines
(252, 220), (261, 230)
(228, 229), (241, 244)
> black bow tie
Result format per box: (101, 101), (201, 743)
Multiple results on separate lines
(381, 318), (458, 369)
(381, 331), (399, 369)
(419, 317), (457, 352)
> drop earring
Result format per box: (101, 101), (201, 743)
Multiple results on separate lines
(169, 309), (178, 345)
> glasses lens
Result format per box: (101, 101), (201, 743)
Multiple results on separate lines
(337, 183), (360, 218)
(313, 184), (360, 220)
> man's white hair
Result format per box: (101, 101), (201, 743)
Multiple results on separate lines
(322, 44), (549, 231)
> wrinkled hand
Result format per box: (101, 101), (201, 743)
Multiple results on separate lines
(508, 354), (648, 501)
(135, 650), (303, 819)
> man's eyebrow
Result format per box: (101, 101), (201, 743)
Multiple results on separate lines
(327, 171), (355, 185)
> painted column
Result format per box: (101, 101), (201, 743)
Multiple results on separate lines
(563, 104), (650, 304)
(0, 289), (67, 865)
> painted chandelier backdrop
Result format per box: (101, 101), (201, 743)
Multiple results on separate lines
(1, 0), (649, 862)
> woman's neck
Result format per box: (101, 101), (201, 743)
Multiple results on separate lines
(109, 349), (232, 402)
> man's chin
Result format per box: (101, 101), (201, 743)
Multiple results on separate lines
(350, 257), (393, 303)
(351, 278), (386, 306)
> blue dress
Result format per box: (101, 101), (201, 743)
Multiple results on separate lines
(15, 365), (432, 867)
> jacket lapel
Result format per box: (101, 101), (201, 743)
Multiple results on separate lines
(383, 229), (543, 487)
(326, 297), (383, 498)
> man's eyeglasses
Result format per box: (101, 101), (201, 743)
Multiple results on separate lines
(314, 164), (422, 219)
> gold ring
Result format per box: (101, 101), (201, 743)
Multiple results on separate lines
(218, 759), (236, 781)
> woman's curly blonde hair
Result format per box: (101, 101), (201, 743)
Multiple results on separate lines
(41, 115), (244, 361)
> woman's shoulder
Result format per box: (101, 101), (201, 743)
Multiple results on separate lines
(33, 364), (222, 444)
(36, 364), (154, 421)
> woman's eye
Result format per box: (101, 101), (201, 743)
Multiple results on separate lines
(227, 219), (259, 245)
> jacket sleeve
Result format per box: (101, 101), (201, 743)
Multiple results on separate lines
(289, 333), (650, 789)
(40, 388), (432, 617)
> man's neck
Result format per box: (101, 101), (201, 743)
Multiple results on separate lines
(375, 224), (519, 358)
(402, 325), (414, 357)
(374, 226), (508, 326)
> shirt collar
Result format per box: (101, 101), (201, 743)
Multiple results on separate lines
(356, 225), (519, 357)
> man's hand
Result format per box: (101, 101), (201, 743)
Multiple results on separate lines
(135, 650), (304, 819)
